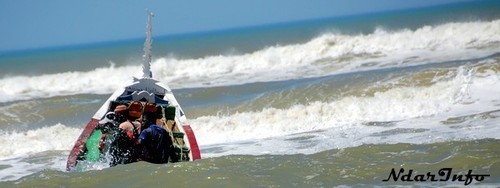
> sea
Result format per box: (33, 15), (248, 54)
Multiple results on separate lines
(1, 0), (500, 187)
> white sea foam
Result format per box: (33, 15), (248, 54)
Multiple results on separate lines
(0, 65), (500, 160)
(1, 20), (499, 103)
(0, 124), (81, 160)
(193, 67), (457, 144)
(0, 66), (497, 160)
(0, 66), (498, 180)
(0, 67), (498, 159)
(191, 66), (500, 154)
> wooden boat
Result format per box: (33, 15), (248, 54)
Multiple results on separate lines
(66, 10), (200, 171)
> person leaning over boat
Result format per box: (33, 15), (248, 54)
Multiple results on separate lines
(138, 107), (178, 164)
(109, 103), (142, 166)
(119, 101), (142, 140)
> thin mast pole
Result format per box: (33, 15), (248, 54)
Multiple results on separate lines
(142, 10), (154, 78)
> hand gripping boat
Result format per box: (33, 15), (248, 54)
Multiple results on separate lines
(66, 10), (201, 171)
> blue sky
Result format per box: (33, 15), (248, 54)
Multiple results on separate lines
(0, 0), (469, 52)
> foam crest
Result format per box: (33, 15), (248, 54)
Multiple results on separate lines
(0, 67), (497, 164)
(1, 65), (496, 159)
(154, 20), (500, 88)
(1, 20), (499, 103)
(191, 67), (486, 145)
(0, 124), (81, 160)
(0, 63), (139, 103)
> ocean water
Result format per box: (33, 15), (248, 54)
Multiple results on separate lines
(1, 0), (500, 187)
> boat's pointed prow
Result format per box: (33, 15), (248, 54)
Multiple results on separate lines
(142, 9), (154, 78)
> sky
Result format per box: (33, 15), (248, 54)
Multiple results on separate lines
(0, 0), (470, 52)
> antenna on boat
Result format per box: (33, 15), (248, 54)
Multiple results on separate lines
(142, 9), (154, 78)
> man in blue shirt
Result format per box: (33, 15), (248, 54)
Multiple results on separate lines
(138, 110), (177, 163)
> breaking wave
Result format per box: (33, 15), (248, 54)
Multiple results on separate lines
(1, 19), (499, 103)
(3, 65), (498, 160)
(191, 66), (500, 146)
(0, 124), (81, 160)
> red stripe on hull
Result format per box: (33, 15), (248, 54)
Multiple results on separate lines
(66, 118), (99, 171)
(182, 125), (201, 160)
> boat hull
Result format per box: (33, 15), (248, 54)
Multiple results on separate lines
(66, 118), (99, 171)
(66, 78), (201, 171)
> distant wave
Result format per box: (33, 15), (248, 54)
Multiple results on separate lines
(0, 20), (499, 103)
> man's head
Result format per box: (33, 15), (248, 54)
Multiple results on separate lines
(139, 103), (157, 126)
(114, 104), (128, 120)
(128, 101), (143, 120)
